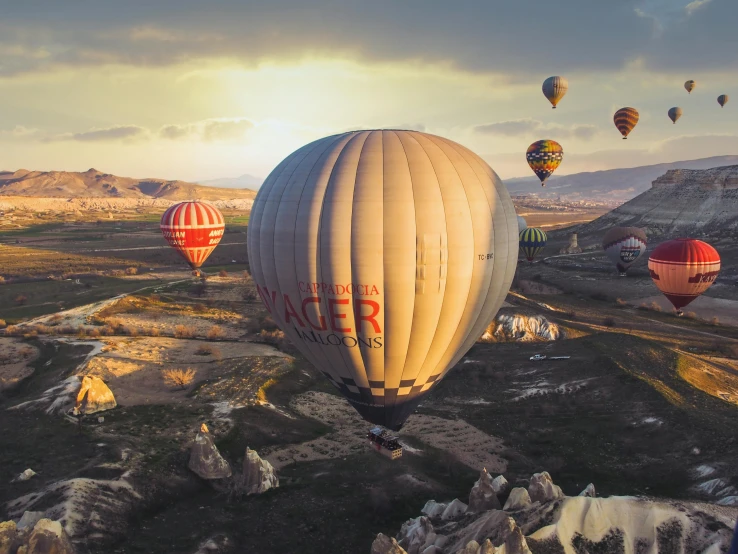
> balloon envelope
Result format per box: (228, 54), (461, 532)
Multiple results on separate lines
(603, 227), (647, 275)
(160, 201), (225, 269)
(247, 130), (518, 430)
(648, 239), (720, 311)
(542, 76), (568, 108)
(519, 228), (547, 262)
(718, 94), (729, 107)
(684, 80), (696, 93)
(526, 140), (563, 185)
(614, 107), (639, 139)
(517, 215), (527, 234)
(668, 107), (683, 124)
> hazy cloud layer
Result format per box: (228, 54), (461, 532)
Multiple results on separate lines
(68, 125), (146, 142)
(0, 0), (735, 76)
(159, 118), (254, 141)
(475, 119), (598, 140)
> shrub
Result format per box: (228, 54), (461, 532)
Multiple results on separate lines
(0, 276), (5, 284)
(192, 303), (207, 313)
(149, 327), (161, 337)
(207, 325), (225, 340)
(162, 368), (196, 390)
(709, 316), (719, 326)
(683, 311), (697, 319)
(242, 270), (252, 281)
(125, 267), (138, 275)
(0, 319), (6, 329)
(87, 328), (101, 338)
(218, 270), (228, 278)
(649, 301), (662, 312)
(174, 324), (196, 339)
(15, 294), (28, 306)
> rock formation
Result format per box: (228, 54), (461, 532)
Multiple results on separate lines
(558, 233), (582, 254)
(74, 375), (116, 415)
(373, 470), (737, 554)
(491, 476), (509, 496)
(188, 424), (232, 480)
(482, 314), (562, 342)
(578, 483), (596, 497)
(239, 447), (278, 495)
(0, 518), (75, 554)
(527, 471), (564, 503)
(468, 468), (501, 512)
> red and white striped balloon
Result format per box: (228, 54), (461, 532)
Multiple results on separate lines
(160, 201), (225, 270)
(648, 238), (720, 312)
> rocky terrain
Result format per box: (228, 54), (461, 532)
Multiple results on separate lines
(372, 470), (738, 554)
(573, 165), (738, 238)
(505, 155), (738, 203)
(0, 168), (256, 201)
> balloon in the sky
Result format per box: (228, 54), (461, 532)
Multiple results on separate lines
(602, 227), (647, 276)
(684, 80), (696, 94)
(718, 94), (729, 107)
(668, 107), (683, 124)
(517, 215), (527, 234)
(526, 140), (563, 186)
(160, 201), (225, 270)
(648, 238), (720, 314)
(542, 76), (569, 109)
(519, 227), (547, 262)
(614, 107), (639, 139)
(247, 130), (518, 430)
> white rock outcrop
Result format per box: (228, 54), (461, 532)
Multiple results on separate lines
(188, 424), (232, 480)
(528, 472), (564, 504)
(502, 488), (531, 511)
(371, 533), (407, 554)
(240, 447), (278, 495)
(468, 468), (501, 512)
(578, 483), (596, 497)
(491, 476), (509, 496)
(441, 499), (468, 521)
(398, 517), (438, 554)
(484, 315), (562, 342)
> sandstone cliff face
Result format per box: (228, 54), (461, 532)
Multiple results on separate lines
(577, 164), (738, 236)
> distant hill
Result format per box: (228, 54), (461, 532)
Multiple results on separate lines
(0, 168), (257, 201)
(505, 155), (738, 203)
(573, 164), (738, 239)
(198, 173), (264, 189)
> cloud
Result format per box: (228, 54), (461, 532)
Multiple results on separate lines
(475, 119), (599, 140)
(0, 0), (732, 77)
(159, 118), (254, 141)
(67, 125), (146, 142)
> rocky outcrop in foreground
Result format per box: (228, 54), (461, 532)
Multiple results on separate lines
(481, 314), (562, 342)
(74, 375), (116, 415)
(372, 471), (738, 554)
(0, 517), (75, 554)
(558, 233), (582, 254)
(239, 447), (279, 495)
(189, 424), (232, 480)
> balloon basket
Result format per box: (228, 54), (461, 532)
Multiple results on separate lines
(619, 272), (627, 277)
(676, 310), (684, 317)
(367, 427), (403, 460)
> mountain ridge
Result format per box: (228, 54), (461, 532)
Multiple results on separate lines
(0, 168), (257, 201)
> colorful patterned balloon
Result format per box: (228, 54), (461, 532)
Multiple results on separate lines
(614, 107), (639, 139)
(526, 140), (563, 186)
(519, 227), (547, 262)
(648, 239), (720, 314)
(160, 201), (225, 270)
(602, 227), (647, 275)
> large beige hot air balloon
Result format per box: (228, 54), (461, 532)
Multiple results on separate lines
(247, 130), (518, 430)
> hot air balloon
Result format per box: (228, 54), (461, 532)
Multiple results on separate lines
(648, 238), (720, 315)
(684, 80), (696, 94)
(542, 76), (568, 109)
(668, 107), (683, 124)
(602, 227), (647, 276)
(247, 130), (518, 431)
(160, 201), (225, 272)
(517, 215), (527, 234)
(614, 107), (639, 139)
(526, 140), (563, 186)
(718, 94), (729, 107)
(519, 228), (547, 262)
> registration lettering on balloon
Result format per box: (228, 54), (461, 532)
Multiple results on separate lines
(619, 247), (642, 263)
(688, 271), (719, 284)
(477, 253), (494, 260)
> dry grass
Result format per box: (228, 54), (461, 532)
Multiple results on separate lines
(162, 368), (197, 390)
(125, 267), (138, 275)
(206, 325), (225, 340)
(615, 298), (627, 307)
(174, 324), (196, 339)
(256, 377), (278, 403)
(0, 319), (6, 329)
(218, 269), (228, 277)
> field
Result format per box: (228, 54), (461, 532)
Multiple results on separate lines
(1, 206), (737, 553)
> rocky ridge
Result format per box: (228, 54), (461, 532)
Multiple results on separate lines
(372, 469), (738, 554)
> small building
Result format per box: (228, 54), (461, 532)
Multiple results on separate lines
(368, 427), (403, 460)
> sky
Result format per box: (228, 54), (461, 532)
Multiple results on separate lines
(0, 0), (736, 184)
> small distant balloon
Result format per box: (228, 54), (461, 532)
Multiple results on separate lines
(160, 201), (225, 271)
(517, 215), (527, 234)
(668, 107), (683, 124)
(684, 80), (696, 94)
(603, 227), (647, 276)
(519, 227), (547, 262)
(526, 140), (563, 186)
(648, 238), (720, 314)
(718, 94), (729, 107)
(614, 107), (639, 139)
(542, 76), (568, 109)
